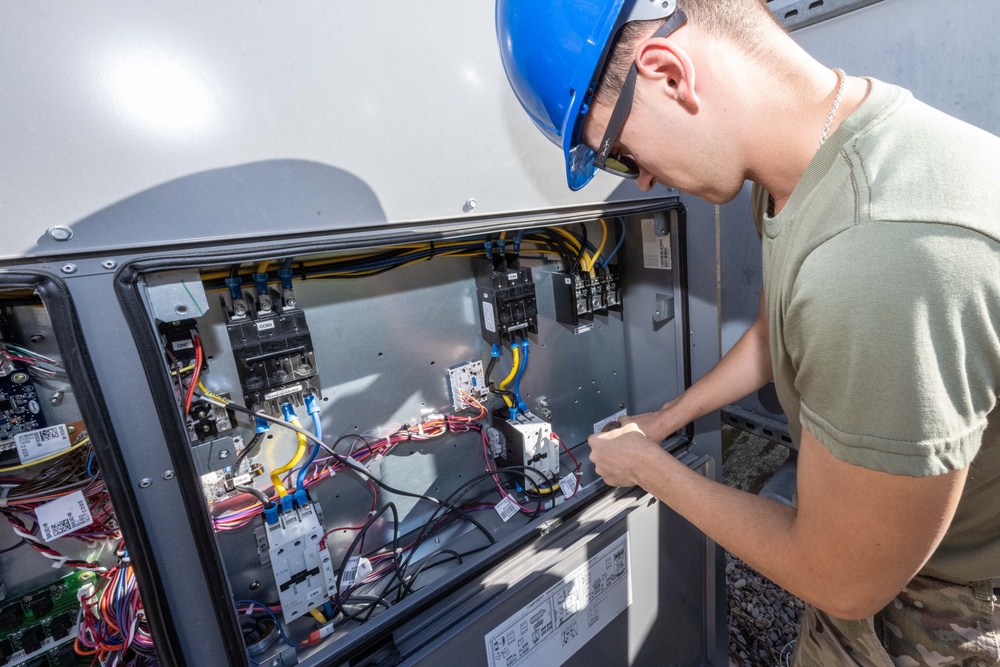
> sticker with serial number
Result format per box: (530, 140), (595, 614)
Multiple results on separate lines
(495, 495), (519, 523)
(36, 490), (94, 543)
(559, 473), (578, 499)
(482, 300), (497, 333)
(14, 424), (72, 464)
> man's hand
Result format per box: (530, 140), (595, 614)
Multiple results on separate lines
(587, 422), (668, 487)
(618, 398), (681, 444)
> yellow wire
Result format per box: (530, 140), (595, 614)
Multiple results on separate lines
(309, 608), (327, 624)
(171, 364), (196, 376)
(196, 381), (227, 403)
(498, 345), (520, 408)
(0, 436), (91, 473)
(584, 219), (609, 275)
(270, 420), (307, 498)
(256, 260), (270, 274)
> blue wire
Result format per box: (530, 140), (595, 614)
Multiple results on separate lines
(512, 339), (529, 411)
(297, 411), (322, 492)
(86, 452), (96, 478)
(236, 600), (296, 648)
(599, 218), (627, 268)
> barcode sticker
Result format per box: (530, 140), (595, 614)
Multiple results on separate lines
(495, 495), (519, 523)
(14, 424), (72, 464)
(342, 556), (360, 587)
(559, 473), (578, 499)
(481, 300), (497, 333)
(36, 490), (93, 543)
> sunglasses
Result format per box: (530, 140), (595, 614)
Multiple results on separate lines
(592, 8), (688, 179)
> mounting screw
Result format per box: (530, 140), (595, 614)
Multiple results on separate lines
(463, 198), (477, 213)
(49, 391), (64, 407)
(139, 478), (152, 489)
(233, 304), (247, 317)
(162, 470), (175, 480)
(249, 580), (261, 590)
(102, 259), (117, 270)
(219, 450), (230, 459)
(47, 226), (74, 242)
(29, 334), (44, 344)
(60, 263), (77, 275)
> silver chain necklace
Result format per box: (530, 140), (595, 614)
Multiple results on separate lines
(819, 68), (846, 147)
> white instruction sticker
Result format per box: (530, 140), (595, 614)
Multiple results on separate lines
(342, 556), (360, 587)
(641, 218), (672, 270)
(482, 300), (497, 333)
(484, 534), (632, 667)
(36, 490), (94, 543)
(494, 495), (519, 523)
(593, 409), (628, 434)
(559, 473), (578, 499)
(14, 424), (72, 464)
(262, 384), (303, 401)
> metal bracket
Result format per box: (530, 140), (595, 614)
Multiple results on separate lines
(144, 270), (211, 321)
(653, 293), (674, 324)
(767, 0), (889, 31)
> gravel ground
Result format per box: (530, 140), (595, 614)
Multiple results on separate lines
(726, 552), (803, 666)
(721, 426), (805, 667)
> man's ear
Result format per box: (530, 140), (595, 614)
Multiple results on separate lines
(634, 37), (700, 112)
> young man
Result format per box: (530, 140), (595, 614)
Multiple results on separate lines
(496, 1), (1000, 664)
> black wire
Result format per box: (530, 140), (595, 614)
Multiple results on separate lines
(0, 539), (26, 554)
(575, 223), (588, 270)
(400, 549), (462, 597)
(234, 432), (264, 468)
(335, 502), (399, 623)
(234, 485), (273, 509)
(332, 433), (371, 458)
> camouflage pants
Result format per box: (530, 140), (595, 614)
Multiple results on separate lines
(791, 574), (1000, 666)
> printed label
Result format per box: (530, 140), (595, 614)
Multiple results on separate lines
(592, 409), (628, 434)
(484, 534), (632, 667)
(342, 556), (360, 587)
(495, 495), (519, 523)
(262, 384), (303, 401)
(14, 424), (72, 464)
(572, 324), (594, 335)
(559, 473), (578, 499)
(482, 300), (497, 333)
(36, 490), (94, 543)
(172, 340), (194, 351)
(641, 218), (672, 270)
(255, 320), (276, 332)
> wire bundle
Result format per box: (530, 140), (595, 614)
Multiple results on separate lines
(0, 341), (65, 378)
(75, 543), (159, 666)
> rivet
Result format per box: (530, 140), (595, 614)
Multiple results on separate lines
(60, 263), (77, 275)
(139, 478), (152, 488)
(102, 259), (117, 270)
(219, 450), (230, 459)
(163, 470), (175, 480)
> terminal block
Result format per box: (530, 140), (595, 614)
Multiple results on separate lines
(552, 266), (622, 327)
(265, 502), (337, 624)
(494, 411), (559, 486)
(473, 258), (538, 344)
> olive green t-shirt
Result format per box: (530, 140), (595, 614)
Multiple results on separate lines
(754, 79), (1000, 584)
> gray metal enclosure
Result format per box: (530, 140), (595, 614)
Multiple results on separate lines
(0, 2), (726, 666)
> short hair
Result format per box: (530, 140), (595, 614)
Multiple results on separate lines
(593, 0), (782, 107)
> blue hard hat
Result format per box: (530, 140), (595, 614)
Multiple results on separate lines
(496, 0), (678, 190)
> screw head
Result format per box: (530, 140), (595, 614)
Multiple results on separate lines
(249, 580), (261, 590)
(139, 478), (152, 488)
(464, 198), (478, 213)
(162, 470), (175, 481)
(60, 263), (77, 274)
(49, 391), (64, 406)
(29, 334), (44, 344)
(47, 226), (74, 242)
(102, 259), (117, 270)
(219, 450), (230, 459)
(233, 305), (247, 317)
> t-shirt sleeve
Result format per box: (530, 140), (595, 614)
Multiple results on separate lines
(785, 221), (1000, 476)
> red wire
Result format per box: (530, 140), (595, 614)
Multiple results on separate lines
(552, 432), (581, 498)
(182, 334), (203, 415)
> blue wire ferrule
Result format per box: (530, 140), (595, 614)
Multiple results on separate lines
(277, 267), (294, 291)
(293, 488), (309, 508)
(281, 403), (297, 422)
(484, 239), (493, 259)
(255, 417), (270, 433)
(304, 394), (320, 415)
(513, 232), (523, 254)
(490, 343), (500, 358)
(508, 406), (519, 421)
(518, 401), (528, 414)
(263, 504), (279, 525)
(224, 277), (243, 300)
(498, 238), (507, 255)
(252, 272), (269, 295)
(521, 338), (530, 351)
(514, 482), (524, 493)
(279, 494), (294, 514)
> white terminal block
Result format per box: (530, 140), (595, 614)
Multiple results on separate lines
(266, 502), (337, 624)
(495, 411), (559, 482)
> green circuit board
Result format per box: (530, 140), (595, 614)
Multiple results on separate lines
(0, 571), (92, 667)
